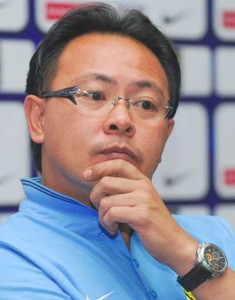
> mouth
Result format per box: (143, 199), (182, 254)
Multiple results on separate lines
(99, 146), (138, 163)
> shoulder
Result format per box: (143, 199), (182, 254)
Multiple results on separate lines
(0, 246), (70, 299)
(173, 214), (235, 244)
(173, 214), (235, 268)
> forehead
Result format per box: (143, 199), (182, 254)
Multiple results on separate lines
(53, 33), (169, 96)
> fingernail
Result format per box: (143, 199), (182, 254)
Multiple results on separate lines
(83, 169), (93, 180)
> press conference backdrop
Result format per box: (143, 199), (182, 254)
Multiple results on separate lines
(0, 0), (235, 227)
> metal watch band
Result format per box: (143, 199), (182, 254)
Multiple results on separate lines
(177, 262), (212, 291)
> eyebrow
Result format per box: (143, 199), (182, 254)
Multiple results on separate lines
(131, 80), (165, 98)
(71, 73), (165, 97)
(72, 73), (115, 85)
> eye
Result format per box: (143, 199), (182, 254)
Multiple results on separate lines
(84, 91), (106, 101)
(134, 99), (156, 110)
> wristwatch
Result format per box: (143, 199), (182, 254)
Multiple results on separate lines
(177, 243), (228, 291)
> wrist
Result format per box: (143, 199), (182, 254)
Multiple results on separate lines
(166, 235), (199, 276)
(177, 243), (228, 291)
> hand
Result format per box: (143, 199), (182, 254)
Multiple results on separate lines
(83, 159), (198, 273)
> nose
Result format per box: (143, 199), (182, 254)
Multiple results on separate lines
(103, 99), (136, 137)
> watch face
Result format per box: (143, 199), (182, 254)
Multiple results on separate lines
(202, 244), (228, 274)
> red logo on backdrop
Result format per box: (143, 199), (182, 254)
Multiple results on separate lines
(223, 11), (235, 29)
(224, 169), (235, 186)
(46, 2), (86, 20)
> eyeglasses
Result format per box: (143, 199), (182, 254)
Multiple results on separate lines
(41, 85), (174, 120)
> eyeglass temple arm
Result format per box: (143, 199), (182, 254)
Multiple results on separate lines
(165, 102), (174, 119)
(41, 86), (78, 105)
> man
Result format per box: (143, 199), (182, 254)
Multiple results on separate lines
(0, 3), (234, 300)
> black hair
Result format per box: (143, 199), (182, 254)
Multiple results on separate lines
(25, 2), (181, 172)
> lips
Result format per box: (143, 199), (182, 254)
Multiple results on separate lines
(99, 146), (137, 163)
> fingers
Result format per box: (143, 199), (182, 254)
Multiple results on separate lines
(100, 206), (135, 235)
(82, 159), (149, 235)
(98, 191), (142, 235)
(90, 177), (137, 235)
(83, 159), (143, 181)
(89, 176), (136, 205)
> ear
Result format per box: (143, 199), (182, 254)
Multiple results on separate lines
(24, 95), (46, 144)
(166, 118), (175, 139)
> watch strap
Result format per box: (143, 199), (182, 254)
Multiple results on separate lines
(177, 262), (212, 291)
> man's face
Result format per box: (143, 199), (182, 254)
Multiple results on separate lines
(27, 33), (174, 203)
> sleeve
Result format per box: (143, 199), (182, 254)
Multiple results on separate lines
(0, 245), (72, 300)
(173, 215), (235, 270)
(212, 216), (235, 270)
(130, 215), (235, 299)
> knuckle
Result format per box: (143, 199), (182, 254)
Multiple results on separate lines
(99, 197), (110, 211)
(106, 207), (117, 220)
(99, 176), (109, 187)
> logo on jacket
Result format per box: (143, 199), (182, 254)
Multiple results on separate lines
(86, 291), (113, 300)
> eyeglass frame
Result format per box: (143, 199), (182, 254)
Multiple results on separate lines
(41, 85), (174, 119)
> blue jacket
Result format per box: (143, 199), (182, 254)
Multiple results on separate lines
(0, 178), (234, 300)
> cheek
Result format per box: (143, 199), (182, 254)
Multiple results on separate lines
(140, 122), (170, 176)
(42, 106), (84, 159)
(43, 105), (100, 161)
